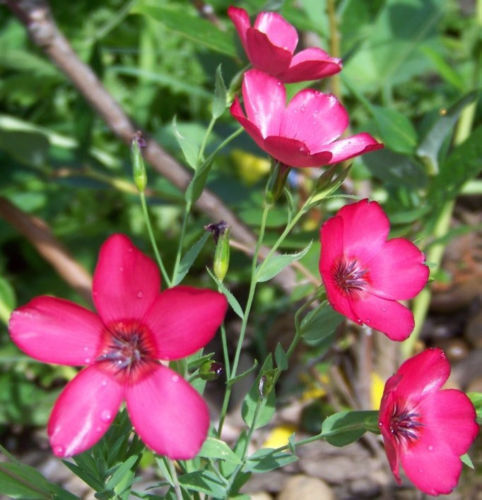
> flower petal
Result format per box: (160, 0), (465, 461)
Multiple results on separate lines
(242, 70), (285, 137)
(401, 427), (463, 495)
(351, 293), (414, 340)
(246, 29), (293, 76)
(280, 47), (342, 83)
(338, 200), (389, 263)
(254, 11), (298, 54)
(144, 286), (227, 360)
(230, 97), (267, 152)
(93, 234), (160, 325)
(321, 133), (383, 164)
(280, 90), (348, 146)
(319, 216), (358, 323)
(9, 296), (102, 366)
(420, 389), (479, 457)
(369, 238), (429, 300)
(264, 135), (332, 167)
(228, 6), (250, 50)
(126, 365), (209, 459)
(48, 366), (123, 457)
(395, 348), (450, 401)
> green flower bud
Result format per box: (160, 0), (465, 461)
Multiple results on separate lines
(131, 132), (147, 192)
(200, 360), (224, 381)
(212, 226), (230, 282)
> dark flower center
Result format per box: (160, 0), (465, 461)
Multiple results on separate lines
(333, 258), (368, 296)
(389, 401), (423, 446)
(96, 321), (157, 383)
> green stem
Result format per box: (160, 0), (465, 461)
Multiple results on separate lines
(139, 192), (171, 286)
(198, 116), (217, 164)
(171, 201), (192, 285)
(167, 459), (183, 500)
(220, 323), (231, 380)
(206, 127), (243, 163)
(217, 200), (272, 437)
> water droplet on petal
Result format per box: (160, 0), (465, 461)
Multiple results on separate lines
(83, 346), (90, 352)
(119, 266), (124, 272)
(381, 307), (387, 313)
(53, 445), (65, 456)
(101, 379), (108, 387)
(84, 357), (92, 364)
(136, 290), (143, 299)
(127, 247), (133, 253)
(428, 445), (433, 451)
(96, 426), (102, 433)
(172, 375), (180, 383)
(100, 410), (113, 423)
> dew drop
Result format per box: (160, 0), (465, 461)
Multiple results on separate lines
(172, 375), (180, 383)
(83, 346), (90, 352)
(96, 426), (102, 433)
(136, 290), (144, 299)
(101, 379), (108, 387)
(119, 266), (124, 272)
(428, 445), (433, 451)
(127, 247), (133, 253)
(53, 445), (65, 456)
(84, 357), (92, 364)
(100, 410), (113, 423)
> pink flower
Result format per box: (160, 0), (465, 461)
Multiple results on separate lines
(319, 199), (429, 340)
(9, 234), (227, 459)
(228, 6), (342, 83)
(230, 69), (382, 168)
(378, 348), (479, 495)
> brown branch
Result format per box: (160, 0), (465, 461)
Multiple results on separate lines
(0, 197), (92, 303)
(5, 0), (297, 293)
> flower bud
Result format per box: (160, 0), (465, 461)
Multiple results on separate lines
(214, 228), (230, 282)
(199, 360), (224, 381)
(131, 132), (147, 192)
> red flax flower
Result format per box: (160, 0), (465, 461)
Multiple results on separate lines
(228, 6), (342, 83)
(230, 69), (382, 168)
(378, 348), (478, 495)
(319, 199), (429, 340)
(9, 234), (227, 459)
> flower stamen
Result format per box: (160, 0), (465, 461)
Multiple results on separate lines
(334, 258), (368, 296)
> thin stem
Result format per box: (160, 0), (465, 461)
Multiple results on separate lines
(198, 116), (217, 163)
(139, 192), (171, 286)
(217, 199), (272, 437)
(171, 201), (192, 285)
(220, 323), (231, 379)
(206, 127), (243, 162)
(167, 459), (183, 500)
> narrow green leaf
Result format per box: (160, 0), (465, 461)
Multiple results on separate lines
(274, 343), (288, 371)
(321, 410), (378, 446)
(178, 470), (227, 497)
(105, 455), (138, 490)
(300, 302), (344, 346)
(173, 232), (210, 286)
(255, 241), (312, 283)
(468, 392), (482, 424)
(184, 158), (213, 203)
(212, 65), (228, 119)
(244, 448), (298, 473)
(461, 453), (474, 469)
(371, 106), (418, 155)
(133, 2), (236, 57)
(417, 91), (478, 173)
(207, 268), (244, 319)
(172, 117), (199, 170)
(198, 437), (241, 464)
(0, 462), (78, 500)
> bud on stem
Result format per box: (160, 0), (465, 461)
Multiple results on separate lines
(131, 132), (147, 192)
